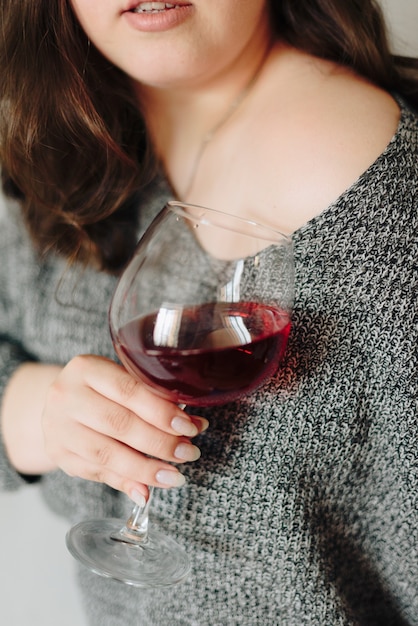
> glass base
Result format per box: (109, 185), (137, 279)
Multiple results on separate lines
(66, 518), (191, 588)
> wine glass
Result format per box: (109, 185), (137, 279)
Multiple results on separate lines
(66, 201), (294, 587)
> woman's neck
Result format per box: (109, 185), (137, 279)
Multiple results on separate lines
(136, 36), (274, 198)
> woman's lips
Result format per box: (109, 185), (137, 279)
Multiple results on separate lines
(123, 2), (193, 31)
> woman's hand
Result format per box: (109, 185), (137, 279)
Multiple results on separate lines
(41, 355), (207, 503)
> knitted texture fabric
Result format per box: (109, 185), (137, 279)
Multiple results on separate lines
(0, 100), (417, 625)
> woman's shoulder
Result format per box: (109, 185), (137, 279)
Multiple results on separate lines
(189, 45), (411, 234)
(0, 185), (22, 236)
(264, 46), (404, 171)
(0, 184), (45, 282)
(0, 185), (30, 243)
(236, 49), (411, 232)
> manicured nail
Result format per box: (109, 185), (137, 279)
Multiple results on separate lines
(156, 469), (186, 487)
(174, 442), (201, 462)
(171, 415), (198, 437)
(195, 417), (209, 433)
(131, 490), (146, 508)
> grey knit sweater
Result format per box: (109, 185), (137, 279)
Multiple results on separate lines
(0, 99), (417, 626)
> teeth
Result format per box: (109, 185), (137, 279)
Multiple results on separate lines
(133, 2), (175, 12)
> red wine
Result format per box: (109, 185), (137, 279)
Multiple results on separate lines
(114, 302), (290, 406)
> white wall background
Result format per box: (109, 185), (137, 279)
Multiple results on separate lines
(0, 1), (417, 625)
(380, 0), (418, 55)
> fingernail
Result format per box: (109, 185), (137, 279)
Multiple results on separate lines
(195, 417), (209, 433)
(131, 489), (146, 508)
(174, 442), (201, 462)
(171, 415), (198, 437)
(156, 469), (186, 487)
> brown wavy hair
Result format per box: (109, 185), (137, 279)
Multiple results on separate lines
(0, 0), (417, 272)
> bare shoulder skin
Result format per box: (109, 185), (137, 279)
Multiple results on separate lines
(184, 44), (400, 233)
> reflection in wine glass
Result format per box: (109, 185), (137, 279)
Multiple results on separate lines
(66, 201), (294, 587)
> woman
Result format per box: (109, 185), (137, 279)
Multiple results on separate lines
(0, 1), (417, 624)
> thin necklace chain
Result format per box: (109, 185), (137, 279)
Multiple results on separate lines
(182, 46), (271, 199)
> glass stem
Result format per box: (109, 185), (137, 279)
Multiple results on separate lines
(111, 486), (155, 546)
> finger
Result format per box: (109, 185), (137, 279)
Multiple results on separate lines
(61, 425), (187, 490)
(70, 355), (206, 437)
(63, 452), (177, 502)
(65, 385), (201, 464)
